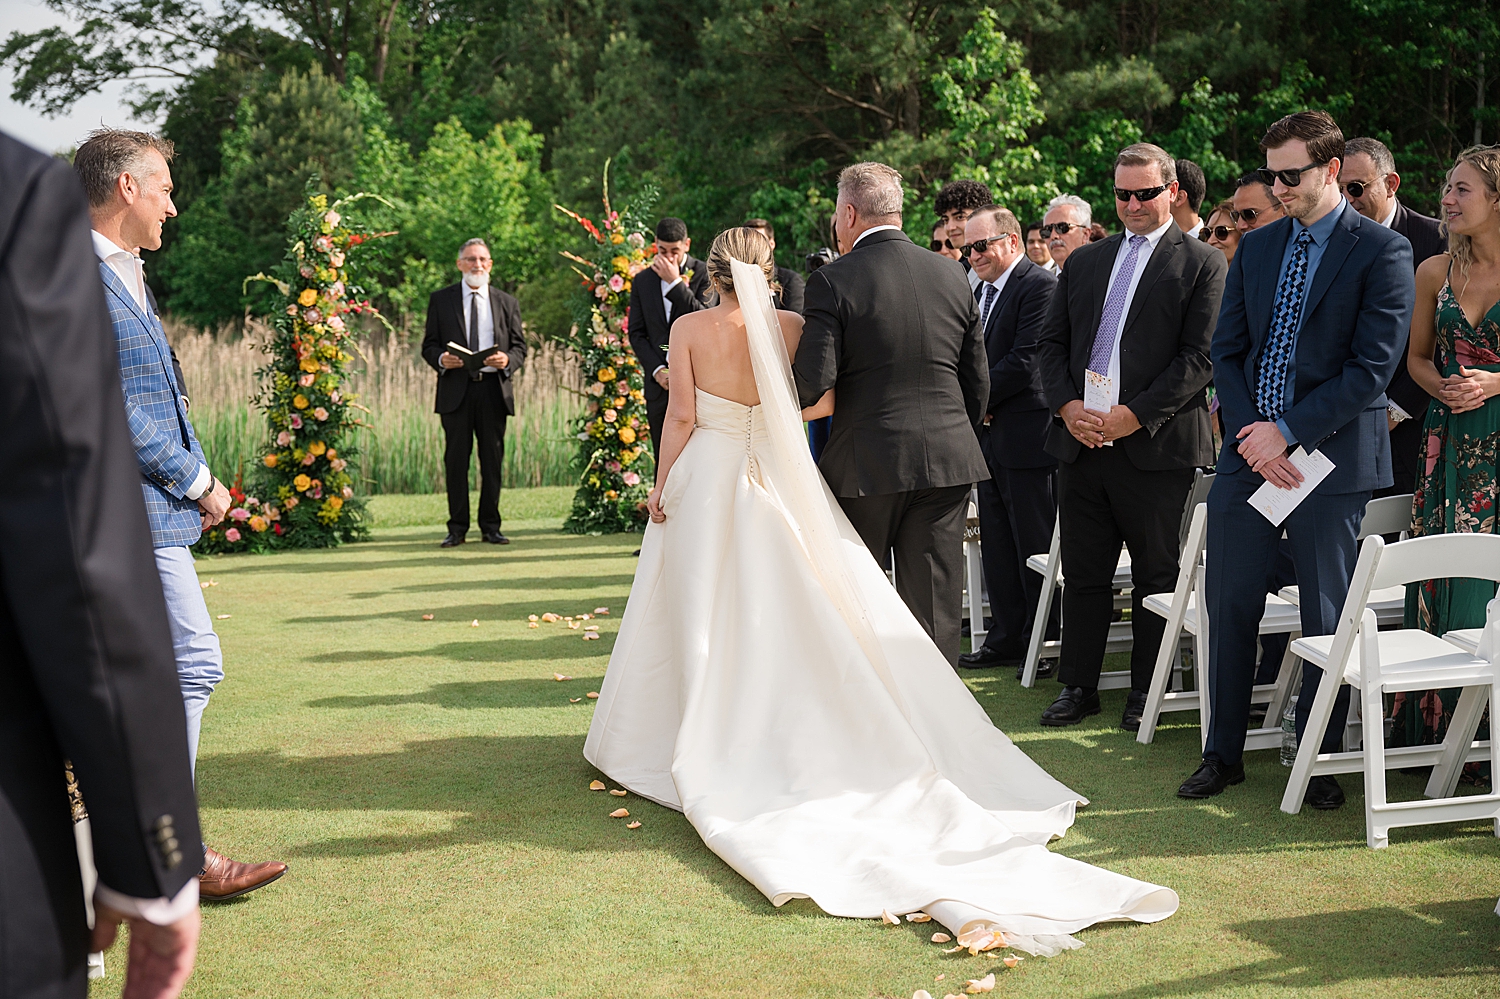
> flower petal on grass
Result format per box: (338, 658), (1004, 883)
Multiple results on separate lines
(594, 607), (610, 615)
(421, 614), (434, 621)
(881, 909), (900, 925)
(625, 820), (641, 829)
(528, 614), (539, 622)
(583, 632), (601, 640)
(935, 974), (945, 982)
(1002, 956), (1023, 969)
(470, 619), (479, 627)
(584, 625), (600, 632)
(216, 614), (231, 620)
(907, 912), (932, 923)
(957, 926), (1007, 955)
(609, 808), (629, 818)
(942, 945), (964, 954)
(570, 698), (582, 703)
(964, 974), (995, 993)
(913, 991), (933, 999)
(586, 692), (600, 698)
(930, 933), (952, 944)
(553, 673), (573, 681)
(541, 613), (560, 622)
(589, 780), (606, 790)
(528, 622), (539, 628)
(609, 789), (627, 797)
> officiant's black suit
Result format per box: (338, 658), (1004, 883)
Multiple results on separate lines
(420, 282), (527, 538)
(0, 130), (202, 998)
(793, 228), (989, 665)
(1035, 226), (1224, 694)
(627, 256), (716, 456)
(1380, 201), (1446, 497)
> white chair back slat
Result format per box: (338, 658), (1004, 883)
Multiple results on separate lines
(1369, 533), (1500, 591)
(1356, 493), (1414, 541)
(1316, 535), (1386, 686)
(1177, 470), (1215, 552)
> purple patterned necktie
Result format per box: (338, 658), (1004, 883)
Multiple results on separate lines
(1088, 234), (1147, 373)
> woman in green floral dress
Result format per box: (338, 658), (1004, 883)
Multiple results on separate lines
(1397, 145), (1500, 753)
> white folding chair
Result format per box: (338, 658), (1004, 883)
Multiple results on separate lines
(962, 490), (987, 646)
(1019, 470), (1214, 688)
(1280, 533), (1500, 849)
(1136, 503), (1303, 746)
(1279, 493), (1413, 628)
(1441, 598), (1497, 657)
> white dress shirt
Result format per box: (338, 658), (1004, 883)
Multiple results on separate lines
(978, 253), (1025, 330)
(1378, 200), (1398, 228)
(463, 282), (498, 372)
(92, 230), (211, 500)
(1182, 218), (1204, 241)
(852, 223), (904, 248)
(1095, 217), (1176, 407)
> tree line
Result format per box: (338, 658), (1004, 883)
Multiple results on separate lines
(5, 0), (1494, 336)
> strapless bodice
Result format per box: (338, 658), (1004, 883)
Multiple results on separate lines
(694, 388), (770, 448)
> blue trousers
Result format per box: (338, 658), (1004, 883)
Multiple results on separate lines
(155, 545), (224, 777)
(1203, 469), (1368, 767)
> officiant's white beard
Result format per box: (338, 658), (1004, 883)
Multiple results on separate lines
(462, 270), (490, 289)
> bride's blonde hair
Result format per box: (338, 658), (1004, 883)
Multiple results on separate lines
(706, 227), (780, 297)
(1445, 144), (1500, 275)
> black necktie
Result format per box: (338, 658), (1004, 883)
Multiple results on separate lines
(468, 290), (480, 354)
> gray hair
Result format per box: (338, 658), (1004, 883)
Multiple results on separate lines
(457, 238), (489, 257)
(837, 162), (903, 220)
(1045, 194), (1092, 228)
(73, 128), (175, 208)
(1115, 142), (1177, 185)
(1344, 137), (1396, 176)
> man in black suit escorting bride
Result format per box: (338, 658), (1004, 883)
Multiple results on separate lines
(793, 162), (989, 666)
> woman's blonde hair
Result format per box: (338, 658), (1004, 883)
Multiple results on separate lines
(1445, 144), (1500, 274)
(706, 227), (779, 297)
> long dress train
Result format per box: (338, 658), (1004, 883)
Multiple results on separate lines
(584, 260), (1178, 954)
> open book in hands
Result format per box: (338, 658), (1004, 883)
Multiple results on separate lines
(446, 341), (500, 373)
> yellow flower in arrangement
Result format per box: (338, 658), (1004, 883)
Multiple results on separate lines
(247, 515), (269, 533)
(293, 394), (310, 410)
(298, 288), (318, 307)
(308, 440), (328, 456)
(293, 474), (312, 492)
(597, 367), (617, 382)
(630, 389), (645, 404)
(612, 255), (629, 273)
(263, 454), (279, 468)
(612, 396), (626, 408)
(611, 233), (625, 245)
(325, 496), (344, 511)
(605, 489), (619, 500)
(299, 357), (320, 373)
(618, 426), (637, 445)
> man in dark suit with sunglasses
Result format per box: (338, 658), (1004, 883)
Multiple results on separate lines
(1034, 143), (1226, 730)
(1181, 112), (1414, 807)
(1339, 137), (1446, 498)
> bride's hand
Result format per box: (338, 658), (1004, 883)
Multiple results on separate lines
(646, 486), (666, 523)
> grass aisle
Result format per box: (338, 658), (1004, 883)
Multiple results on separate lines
(125, 487), (1498, 999)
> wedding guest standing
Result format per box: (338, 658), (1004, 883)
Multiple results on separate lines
(2, 127), (201, 999)
(1025, 221), (1059, 273)
(1339, 137), (1448, 497)
(1201, 200), (1241, 262)
(1171, 158), (1207, 240)
(1041, 195), (1093, 271)
(1398, 145), (1500, 745)
(75, 128), (287, 899)
(421, 238), (527, 548)
(627, 217), (717, 457)
(933, 220), (963, 261)
(1182, 111), (1413, 806)
(744, 218), (806, 314)
(793, 162), (989, 665)
(1034, 143), (1226, 730)
(955, 206), (1060, 675)
(935, 179), (993, 272)
(1232, 172), (1286, 233)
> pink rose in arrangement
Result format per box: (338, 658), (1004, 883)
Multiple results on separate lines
(342, 486), (353, 498)
(276, 430), (293, 446)
(606, 460), (622, 473)
(608, 274), (625, 293)
(330, 458), (347, 472)
(301, 452), (316, 466)
(328, 281), (345, 299)
(229, 507), (250, 522)
(309, 484), (323, 500)
(290, 414), (303, 429)
(299, 264), (315, 278)
(313, 235), (332, 252)
(313, 407), (329, 421)
(329, 250), (345, 267)
(285, 304), (298, 316)
(604, 408), (617, 423)
(330, 390), (341, 403)
(284, 496), (299, 510)
(595, 284), (609, 300)
(224, 528), (241, 543)
(299, 373), (316, 387)
(323, 209), (340, 228)
(623, 471), (641, 487)
(327, 314), (345, 332)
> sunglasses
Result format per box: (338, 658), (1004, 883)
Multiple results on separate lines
(1114, 184), (1170, 204)
(959, 236), (1010, 256)
(1255, 163), (1325, 188)
(1039, 222), (1085, 238)
(1229, 205), (1282, 224)
(1340, 179), (1377, 198)
(930, 238), (955, 252)
(1197, 225), (1236, 241)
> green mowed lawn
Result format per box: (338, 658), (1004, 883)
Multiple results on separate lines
(104, 487), (1500, 998)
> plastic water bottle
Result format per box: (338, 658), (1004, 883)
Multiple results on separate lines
(1279, 701), (1298, 767)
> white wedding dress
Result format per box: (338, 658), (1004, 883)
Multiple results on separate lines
(584, 261), (1177, 954)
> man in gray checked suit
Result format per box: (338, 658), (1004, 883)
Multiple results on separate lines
(78, 128), (287, 901)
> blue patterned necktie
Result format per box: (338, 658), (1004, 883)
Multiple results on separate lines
(1256, 229), (1315, 420)
(980, 282), (998, 329)
(1088, 235), (1147, 373)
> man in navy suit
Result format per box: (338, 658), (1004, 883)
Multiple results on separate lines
(955, 205), (1060, 675)
(1179, 111), (1415, 805)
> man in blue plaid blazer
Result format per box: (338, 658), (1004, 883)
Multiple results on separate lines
(79, 128), (287, 902)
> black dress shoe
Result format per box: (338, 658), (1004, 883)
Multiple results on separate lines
(1015, 659), (1056, 681)
(440, 533), (465, 548)
(1177, 759), (1245, 798)
(1040, 687), (1101, 727)
(1121, 689), (1148, 732)
(957, 644), (1026, 669)
(1304, 775), (1345, 810)
(482, 531), (510, 545)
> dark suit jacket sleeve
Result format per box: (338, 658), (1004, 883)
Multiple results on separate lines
(627, 281), (667, 375)
(1127, 249), (1226, 434)
(988, 270), (1053, 411)
(501, 292), (526, 376)
(793, 267), (841, 408)
(1209, 248), (1257, 443)
(781, 270), (806, 316)
(1282, 236), (1413, 448)
(0, 142), (201, 899)
(1035, 263), (1078, 415)
(959, 286), (988, 430)
(420, 289), (447, 372)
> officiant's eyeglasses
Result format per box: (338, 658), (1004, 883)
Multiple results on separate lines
(1255, 163), (1325, 188)
(1114, 184), (1170, 204)
(1039, 222), (1085, 238)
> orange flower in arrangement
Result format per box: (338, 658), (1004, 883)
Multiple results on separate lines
(618, 426), (637, 445)
(263, 454), (279, 468)
(308, 441), (327, 456)
(326, 496), (344, 511)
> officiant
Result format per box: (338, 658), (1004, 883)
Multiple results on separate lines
(421, 238), (527, 548)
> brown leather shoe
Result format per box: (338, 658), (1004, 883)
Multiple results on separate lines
(199, 846), (287, 901)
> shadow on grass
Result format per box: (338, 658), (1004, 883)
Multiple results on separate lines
(308, 678), (601, 710)
(1088, 899), (1498, 997)
(304, 637), (612, 665)
(284, 601), (620, 624)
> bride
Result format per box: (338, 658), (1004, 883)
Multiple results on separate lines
(584, 228), (1177, 955)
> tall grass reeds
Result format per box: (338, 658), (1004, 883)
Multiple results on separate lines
(167, 319), (584, 493)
